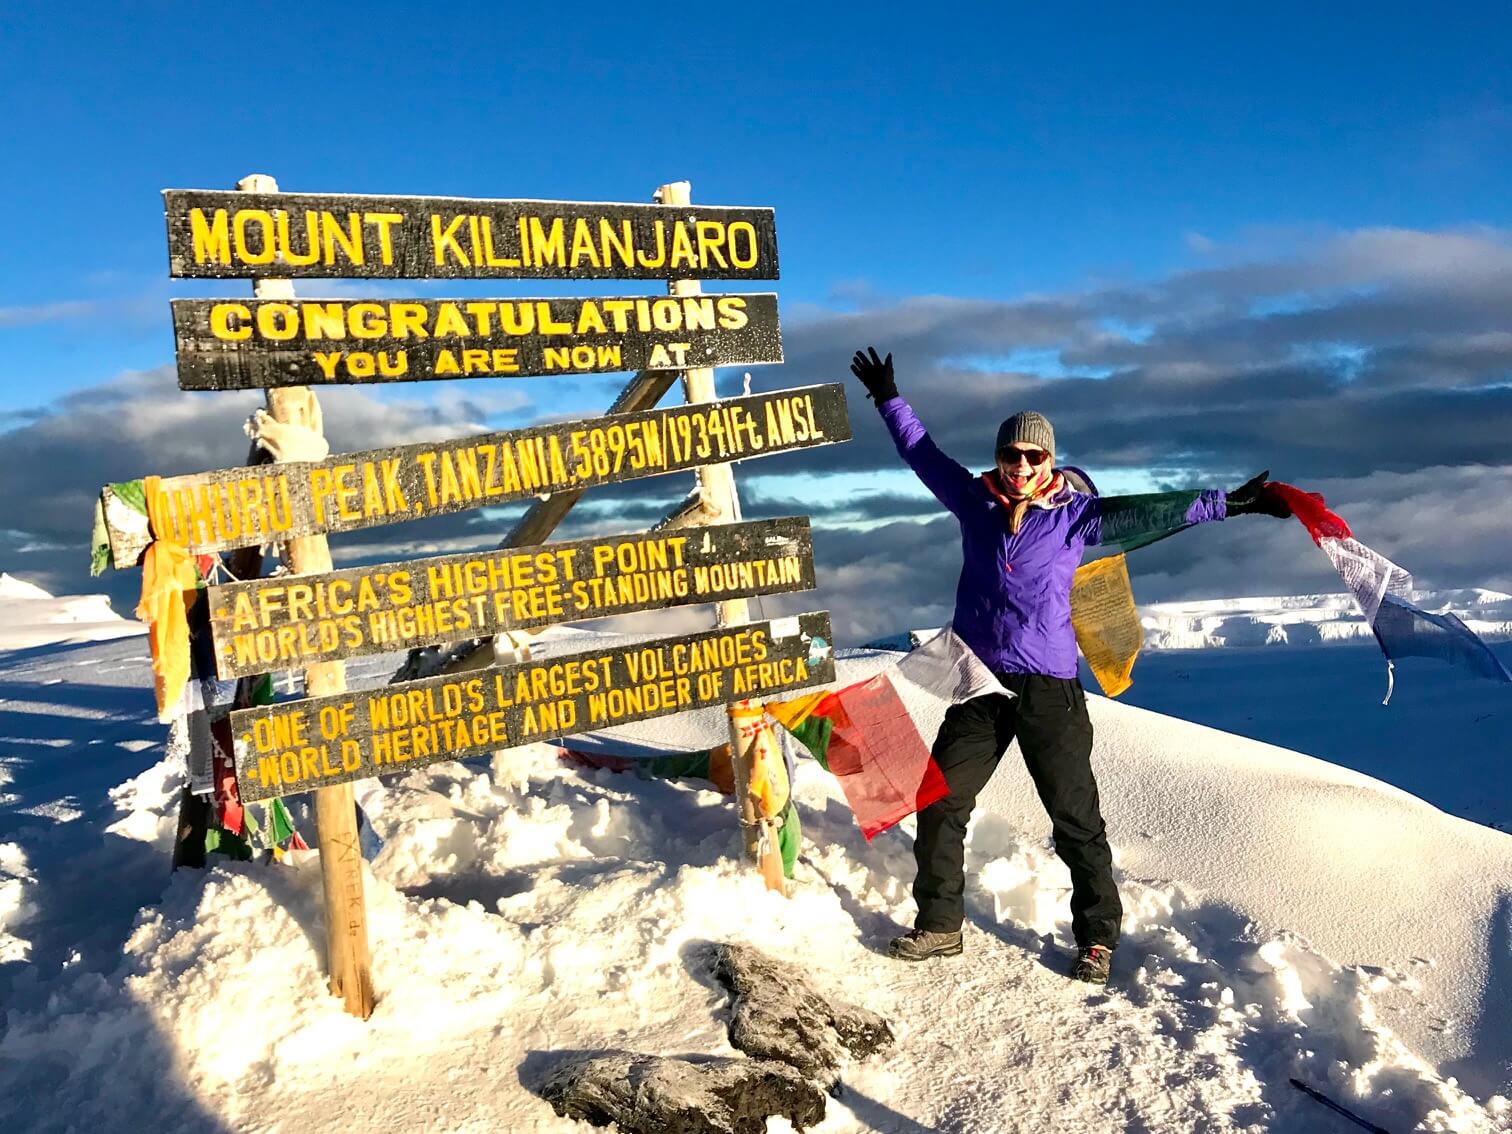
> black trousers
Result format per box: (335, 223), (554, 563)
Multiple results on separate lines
(912, 673), (1122, 949)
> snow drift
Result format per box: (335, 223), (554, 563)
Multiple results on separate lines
(0, 573), (143, 651)
(0, 614), (1509, 1131)
(1140, 588), (1512, 651)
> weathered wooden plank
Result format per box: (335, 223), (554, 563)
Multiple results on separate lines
(101, 384), (851, 566)
(232, 611), (834, 803)
(207, 517), (815, 678)
(171, 294), (783, 390)
(164, 190), (779, 280)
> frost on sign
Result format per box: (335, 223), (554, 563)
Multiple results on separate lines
(99, 385), (851, 566)
(163, 190), (780, 280)
(170, 294), (783, 390)
(206, 517), (817, 678)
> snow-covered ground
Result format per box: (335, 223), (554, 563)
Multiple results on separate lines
(0, 572), (144, 650)
(1140, 588), (1512, 651)
(1, 588), (1510, 1132)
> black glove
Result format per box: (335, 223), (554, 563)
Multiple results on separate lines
(849, 347), (898, 403)
(1225, 470), (1292, 518)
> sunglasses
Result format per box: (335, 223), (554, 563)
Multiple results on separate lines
(999, 446), (1051, 467)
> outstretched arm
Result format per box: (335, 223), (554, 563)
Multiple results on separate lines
(1080, 471), (1292, 549)
(851, 347), (978, 517)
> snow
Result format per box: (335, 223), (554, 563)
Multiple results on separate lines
(1, 609), (1510, 1131)
(0, 573), (144, 651)
(1140, 588), (1512, 650)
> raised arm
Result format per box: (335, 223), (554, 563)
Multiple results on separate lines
(851, 348), (978, 517)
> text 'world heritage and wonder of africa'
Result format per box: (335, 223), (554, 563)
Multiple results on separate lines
(231, 612), (834, 802)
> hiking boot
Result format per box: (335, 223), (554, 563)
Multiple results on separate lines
(887, 928), (963, 962)
(1071, 944), (1113, 984)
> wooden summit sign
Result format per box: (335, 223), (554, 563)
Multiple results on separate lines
(165, 190), (779, 280)
(207, 517), (816, 678)
(171, 293), (783, 390)
(109, 175), (826, 1015)
(101, 384), (850, 565)
(232, 611), (834, 803)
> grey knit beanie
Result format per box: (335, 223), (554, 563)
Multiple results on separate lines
(995, 411), (1055, 456)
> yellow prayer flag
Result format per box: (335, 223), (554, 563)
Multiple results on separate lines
(1071, 553), (1142, 698)
(135, 476), (200, 721)
(764, 690), (830, 732)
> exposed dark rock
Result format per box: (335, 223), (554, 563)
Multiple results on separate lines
(540, 1050), (826, 1134)
(709, 942), (894, 1083)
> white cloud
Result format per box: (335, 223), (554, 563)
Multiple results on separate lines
(8, 224), (1512, 644)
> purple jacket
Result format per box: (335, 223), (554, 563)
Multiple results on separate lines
(879, 397), (1227, 679)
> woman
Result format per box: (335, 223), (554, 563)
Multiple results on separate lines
(849, 347), (1290, 984)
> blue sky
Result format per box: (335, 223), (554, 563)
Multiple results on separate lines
(4, 2), (1512, 634)
(4, 3), (1509, 405)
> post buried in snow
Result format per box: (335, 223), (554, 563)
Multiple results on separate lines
(658, 180), (788, 891)
(239, 173), (374, 1020)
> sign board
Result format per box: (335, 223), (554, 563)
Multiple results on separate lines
(207, 517), (815, 677)
(164, 190), (780, 280)
(232, 611), (834, 802)
(171, 293), (783, 390)
(101, 384), (851, 565)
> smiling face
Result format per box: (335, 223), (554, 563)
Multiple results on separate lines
(995, 444), (1054, 494)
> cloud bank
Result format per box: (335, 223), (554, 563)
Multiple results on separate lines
(6, 225), (1510, 644)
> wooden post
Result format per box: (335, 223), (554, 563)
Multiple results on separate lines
(656, 180), (786, 892)
(238, 173), (374, 1018)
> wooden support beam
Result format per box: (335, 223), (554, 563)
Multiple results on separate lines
(425, 356), (682, 680)
(239, 173), (373, 1020)
(657, 180), (787, 892)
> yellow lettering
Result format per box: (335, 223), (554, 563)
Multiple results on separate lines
(312, 351), (341, 379)
(321, 211), (363, 266)
(575, 301), (607, 334)
(528, 217), (565, 267)
(189, 209), (231, 265)
(669, 223), (698, 268)
(208, 302), (251, 341)
(569, 219), (601, 267)
(275, 210), (320, 266)
(232, 210), (276, 265)
(366, 213), (402, 265)
(727, 221), (759, 269)
(695, 221), (729, 269)
(434, 303), (471, 337)
(716, 296), (748, 330)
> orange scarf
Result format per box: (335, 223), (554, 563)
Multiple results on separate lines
(981, 468), (1062, 534)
